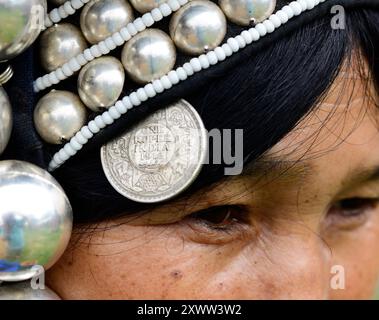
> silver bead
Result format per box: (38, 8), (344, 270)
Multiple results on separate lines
(34, 90), (87, 145)
(121, 29), (176, 84)
(0, 0), (47, 62)
(219, 0), (276, 26)
(0, 160), (72, 282)
(80, 0), (134, 44)
(0, 87), (12, 155)
(40, 23), (87, 72)
(129, 0), (166, 13)
(169, 0), (227, 55)
(78, 56), (125, 112)
(0, 282), (60, 300)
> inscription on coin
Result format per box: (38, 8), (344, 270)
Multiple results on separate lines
(101, 99), (207, 203)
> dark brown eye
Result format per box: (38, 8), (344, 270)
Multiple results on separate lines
(191, 205), (246, 230)
(332, 198), (379, 217)
(326, 197), (379, 230)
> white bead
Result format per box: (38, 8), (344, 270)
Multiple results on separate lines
(159, 3), (172, 16)
(74, 132), (88, 145)
(263, 20), (275, 33)
(160, 75), (172, 89)
(282, 5), (295, 19)
(298, 0), (308, 11)
(64, 143), (77, 156)
(151, 8), (164, 21)
(176, 67), (188, 80)
(182, 63), (194, 76)
(94, 115), (106, 129)
(255, 23), (267, 37)
(289, 2), (302, 15)
(152, 79), (165, 93)
(88, 120), (100, 133)
(249, 28), (260, 41)
(168, 70), (180, 84)
(269, 14), (282, 28)
(142, 13), (154, 27)
(167, 0), (180, 11)
(221, 43), (233, 57)
(190, 58), (202, 72)
(235, 35), (246, 49)
(120, 28), (131, 41)
(109, 106), (122, 119)
(305, 0), (316, 9)
(199, 55), (210, 69)
(70, 137), (83, 151)
(214, 47), (226, 61)
(144, 83), (157, 97)
(206, 51), (218, 65)
(122, 96), (133, 109)
(115, 101), (127, 114)
(227, 38), (239, 52)
(241, 30), (253, 45)
(81, 126), (93, 139)
(136, 88), (148, 102)
(276, 10), (289, 24)
(112, 33), (124, 46)
(129, 92), (141, 106)
(102, 112), (114, 125)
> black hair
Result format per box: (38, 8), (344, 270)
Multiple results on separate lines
(4, 2), (379, 223)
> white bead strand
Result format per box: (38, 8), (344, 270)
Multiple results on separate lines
(35, 0), (189, 93)
(44, 0), (91, 29)
(48, 0), (325, 171)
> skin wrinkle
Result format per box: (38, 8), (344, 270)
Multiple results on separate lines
(46, 50), (379, 299)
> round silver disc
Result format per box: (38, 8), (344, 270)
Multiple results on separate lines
(101, 99), (208, 203)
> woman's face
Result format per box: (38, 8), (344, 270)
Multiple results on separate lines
(47, 61), (379, 299)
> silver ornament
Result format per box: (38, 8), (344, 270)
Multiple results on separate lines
(0, 160), (72, 282)
(80, 0), (134, 44)
(39, 23), (87, 72)
(219, 0), (276, 26)
(0, 0), (47, 62)
(0, 281), (60, 300)
(101, 99), (208, 203)
(0, 65), (13, 85)
(34, 90), (87, 145)
(169, 0), (227, 55)
(78, 56), (125, 112)
(121, 29), (176, 84)
(0, 87), (12, 155)
(129, 0), (166, 13)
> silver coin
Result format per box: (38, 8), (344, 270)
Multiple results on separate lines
(101, 99), (207, 203)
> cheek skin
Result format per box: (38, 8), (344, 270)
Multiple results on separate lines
(46, 215), (365, 300)
(326, 215), (379, 299)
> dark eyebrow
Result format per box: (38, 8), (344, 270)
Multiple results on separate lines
(343, 165), (379, 188)
(244, 155), (379, 188)
(243, 156), (314, 185)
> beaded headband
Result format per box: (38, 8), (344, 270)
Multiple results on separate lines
(2, 0), (379, 204)
(35, 0), (379, 174)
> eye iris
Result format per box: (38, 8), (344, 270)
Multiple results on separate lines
(193, 206), (236, 229)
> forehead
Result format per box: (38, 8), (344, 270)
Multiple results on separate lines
(265, 59), (379, 178)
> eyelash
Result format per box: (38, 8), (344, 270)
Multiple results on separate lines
(180, 196), (379, 242)
(327, 197), (379, 228)
(182, 205), (251, 243)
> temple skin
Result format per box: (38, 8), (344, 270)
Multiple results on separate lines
(47, 59), (379, 299)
